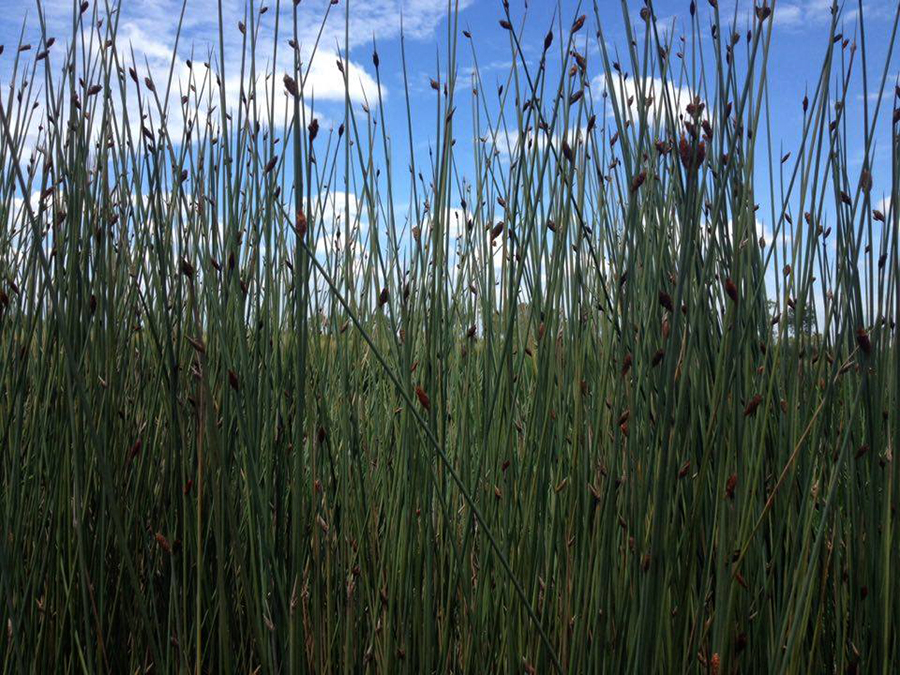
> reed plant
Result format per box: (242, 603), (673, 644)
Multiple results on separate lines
(1, 0), (898, 672)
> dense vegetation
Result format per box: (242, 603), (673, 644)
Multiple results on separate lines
(1, 0), (898, 672)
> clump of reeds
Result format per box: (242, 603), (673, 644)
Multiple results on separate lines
(0, 0), (898, 672)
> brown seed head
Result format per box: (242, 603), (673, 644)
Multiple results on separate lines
(415, 386), (430, 411)
(283, 74), (299, 98)
(725, 474), (737, 500)
(295, 210), (307, 237)
(630, 170), (647, 193)
(155, 532), (172, 554)
(621, 352), (633, 377)
(659, 291), (673, 313)
(743, 394), (763, 417)
(129, 438), (142, 459)
(724, 277), (738, 303)
(856, 328), (872, 355)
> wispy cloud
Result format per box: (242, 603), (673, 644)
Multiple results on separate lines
(3, 0), (474, 108)
(772, 0), (869, 28)
(592, 73), (700, 129)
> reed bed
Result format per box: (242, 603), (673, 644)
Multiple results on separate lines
(1, 0), (898, 672)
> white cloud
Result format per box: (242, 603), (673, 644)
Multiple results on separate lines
(301, 53), (379, 103)
(774, 5), (804, 27)
(875, 195), (894, 216)
(593, 74), (700, 131)
(773, 0), (862, 28)
(3, 0), (474, 112)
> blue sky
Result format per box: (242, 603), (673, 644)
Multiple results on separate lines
(2, 0), (896, 178)
(1, 0), (897, 265)
(2, 0), (895, 158)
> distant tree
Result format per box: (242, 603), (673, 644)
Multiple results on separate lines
(787, 300), (817, 337)
(768, 298), (817, 340)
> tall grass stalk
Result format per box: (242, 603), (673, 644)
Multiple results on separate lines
(1, 0), (898, 672)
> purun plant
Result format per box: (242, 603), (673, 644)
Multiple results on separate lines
(0, 0), (898, 673)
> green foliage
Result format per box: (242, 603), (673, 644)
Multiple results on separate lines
(0, 0), (898, 673)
